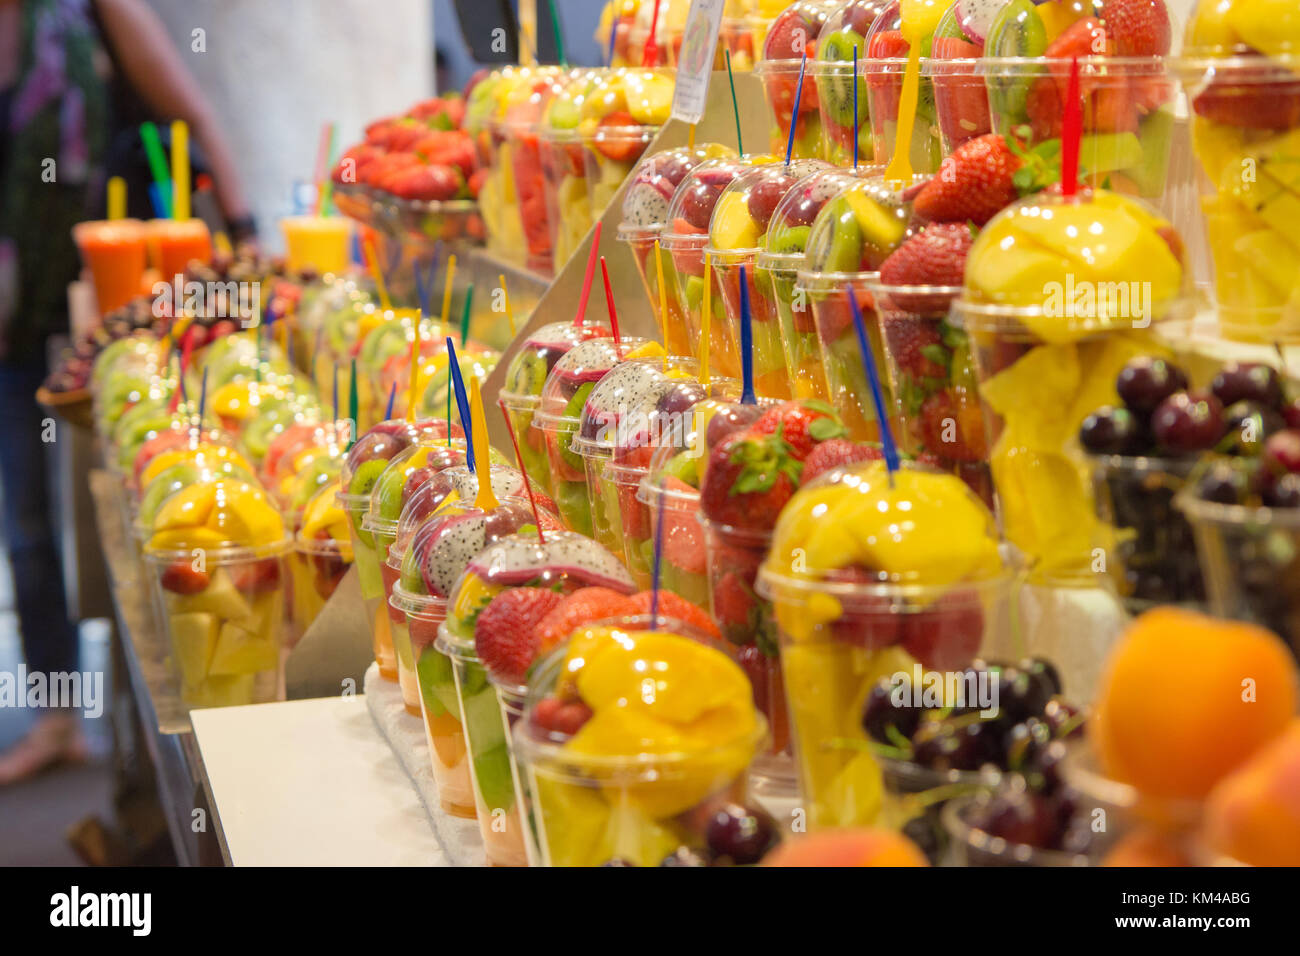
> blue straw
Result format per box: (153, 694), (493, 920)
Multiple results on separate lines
(606, 15), (619, 65)
(198, 368), (208, 425)
(738, 264), (756, 405)
(784, 51), (808, 166)
(147, 181), (169, 219)
(852, 47), (859, 169)
(444, 337), (475, 469)
(385, 381), (397, 420)
(847, 293), (899, 476)
(649, 477), (668, 626)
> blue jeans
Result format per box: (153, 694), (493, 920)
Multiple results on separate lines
(0, 358), (77, 678)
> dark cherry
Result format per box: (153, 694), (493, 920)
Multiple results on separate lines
(1151, 390), (1226, 454)
(1042, 698), (1084, 739)
(992, 665), (1051, 725)
(1058, 814), (1096, 855)
(1031, 739), (1069, 794)
(1221, 400), (1285, 456)
(1022, 657), (1063, 698)
(1263, 472), (1300, 508)
(1262, 429), (1300, 475)
(1283, 397), (1300, 430)
(861, 678), (922, 744)
(660, 846), (710, 867)
(967, 783), (1056, 847)
(1211, 361), (1283, 409)
(1196, 460), (1248, 504)
(1003, 718), (1052, 772)
(704, 803), (780, 864)
(1079, 406), (1148, 455)
(916, 720), (1001, 772)
(1116, 356), (1188, 413)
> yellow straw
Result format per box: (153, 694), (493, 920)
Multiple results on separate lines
(107, 177), (126, 220)
(213, 231), (233, 258)
(701, 253), (712, 387)
(171, 120), (190, 221)
(406, 310), (422, 422)
(688, 124), (696, 150)
(440, 254), (458, 328)
(654, 238), (669, 337)
(499, 274), (516, 336)
(884, 46), (921, 186)
(362, 237), (391, 311)
(470, 378), (499, 512)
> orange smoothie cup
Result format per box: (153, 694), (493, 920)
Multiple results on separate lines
(74, 219), (148, 314)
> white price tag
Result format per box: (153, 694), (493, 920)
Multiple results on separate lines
(670, 0), (728, 125)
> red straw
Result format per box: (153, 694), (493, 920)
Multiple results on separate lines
(642, 0), (662, 68)
(599, 256), (622, 357)
(1060, 57), (1081, 199)
(572, 221), (603, 327)
(312, 121), (334, 214)
(498, 399), (546, 544)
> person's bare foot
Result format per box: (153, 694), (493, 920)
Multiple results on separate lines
(0, 713), (89, 785)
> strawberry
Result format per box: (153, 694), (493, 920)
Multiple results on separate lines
(711, 571), (760, 645)
(1103, 0), (1171, 57)
(882, 315), (948, 379)
(229, 558), (281, 593)
(533, 587), (639, 654)
(474, 587), (566, 684)
(878, 223), (976, 314)
(1192, 61), (1300, 132)
(913, 135), (1023, 227)
(630, 591), (721, 640)
(918, 390), (988, 463)
(750, 400), (847, 460)
(160, 562), (210, 595)
(533, 696), (593, 736)
(801, 439), (883, 485)
(594, 112), (645, 161)
(822, 567), (902, 649)
(700, 429), (804, 530)
(660, 480), (707, 575)
(900, 590), (984, 670)
(388, 165), (463, 202)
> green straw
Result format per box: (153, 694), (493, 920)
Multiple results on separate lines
(725, 50), (743, 156)
(547, 0), (567, 66)
(460, 283), (474, 348)
(347, 358), (358, 449)
(140, 122), (173, 218)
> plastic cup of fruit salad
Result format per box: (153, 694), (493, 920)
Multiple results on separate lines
(796, 176), (916, 440)
(925, 0), (1003, 155)
(1175, 39), (1300, 341)
(812, 0), (890, 165)
(860, 1), (945, 175)
(513, 614), (766, 867)
(1087, 453), (1204, 613)
(1176, 462), (1300, 664)
(704, 159), (830, 400)
(868, 280), (995, 507)
(494, 67), (567, 275)
(756, 461), (1012, 828)
(436, 625), (532, 866)
(619, 145), (738, 357)
(753, 0), (841, 160)
(541, 70), (606, 269)
(578, 68), (672, 223)
(531, 336), (653, 538)
(288, 534), (352, 648)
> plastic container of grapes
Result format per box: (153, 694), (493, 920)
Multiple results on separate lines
(619, 144), (738, 358)
(753, 0), (842, 161)
(703, 159), (830, 400)
(812, 0), (890, 165)
(860, 1), (944, 175)
(513, 614), (767, 867)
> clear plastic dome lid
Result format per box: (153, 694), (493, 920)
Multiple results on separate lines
(660, 156), (775, 244)
(283, 451), (345, 522)
(500, 321), (614, 405)
(533, 337), (658, 430)
(863, 0), (948, 59)
(816, 0), (891, 63)
(366, 439), (471, 534)
(958, 188), (1190, 337)
(136, 458), (258, 537)
(638, 394), (777, 502)
(1182, 0), (1287, 59)
(144, 478), (287, 557)
(761, 459), (1005, 591)
(496, 66), (566, 134)
(112, 400), (186, 469)
(298, 481), (353, 547)
(261, 420), (348, 490)
(136, 436), (255, 493)
(758, 0), (843, 65)
(465, 67), (510, 134)
(801, 176), (916, 276)
(91, 334), (159, 391)
(985, 0), (1177, 60)
(339, 418), (461, 499)
(415, 347), (501, 420)
(357, 310), (442, 374)
(131, 421), (237, 488)
(928, 0), (1007, 56)
(759, 165), (878, 269)
(543, 69), (608, 135)
(571, 356), (704, 459)
(239, 392), (321, 463)
(704, 158), (830, 257)
(619, 144), (739, 238)
(578, 67), (675, 133)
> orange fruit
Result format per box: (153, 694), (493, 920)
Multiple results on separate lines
(1203, 719), (1300, 866)
(1101, 828), (1192, 867)
(1091, 608), (1297, 801)
(762, 829), (929, 867)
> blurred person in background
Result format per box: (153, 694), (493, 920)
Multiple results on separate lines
(0, 0), (252, 784)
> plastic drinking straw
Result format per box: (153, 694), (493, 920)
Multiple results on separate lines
(213, 230), (233, 258)
(445, 337), (475, 468)
(649, 476), (668, 624)
(546, 0), (567, 66)
(146, 182), (167, 219)
(314, 122), (336, 215)
(653, 237), (669, 336)
(470, 378), (499, 511)
(362, 237), (391, 310)
(415, 265), (428, 319)
(139, 122), (172, 218)
(599, 257), (622, 356)
(440, 253), (458, 328)
(107, 177), (126, 220)
(701, 252), (712, 387)
(312, 122), (332, 206)
(406, 309), (423, 422)
(385, 381), (397, 421)
(606, 14), (619, 65)
(688, 124), (696, 149)
(572, 222), (603, 326)
(847, 292), (899, 478)
(499, 274), (516, 336)
(446, 379), (452, 447)
(171, 120), (190, 221)
(1061, 57), (1082, 199)
(853, 47), (859, 169)
(460, 283), (474, 347)
(332, 364), (340, 426)
(347, 358), (359, 449)
(198, 367), (208, 425)
(725, 50), (744, 155)
(738, 265), (756, 404)
(498, 398), (546, 543)
(642, 0), (662, 68)
(784, 52), (808, 166)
